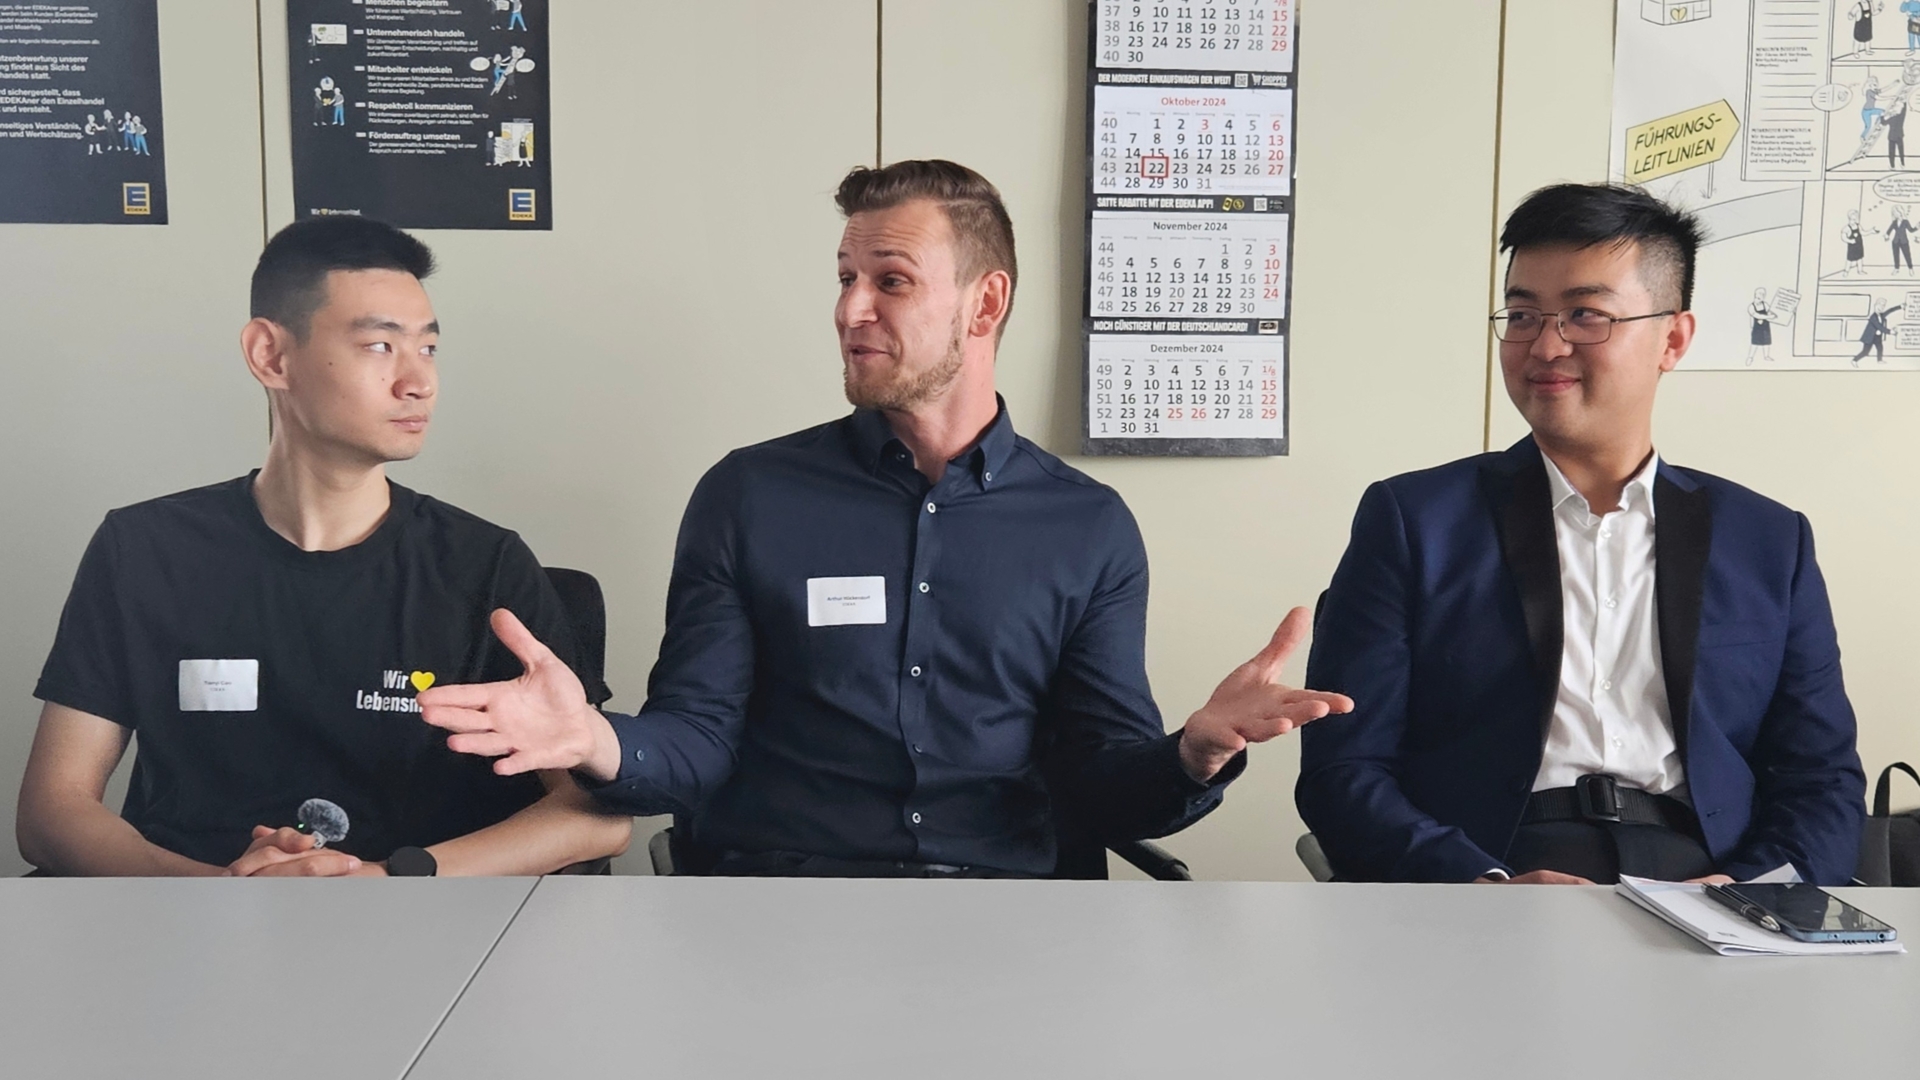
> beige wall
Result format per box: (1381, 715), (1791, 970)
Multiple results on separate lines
(1, 1), (1905, 881)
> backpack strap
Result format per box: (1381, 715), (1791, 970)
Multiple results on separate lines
(1872, 762), (1920, 818)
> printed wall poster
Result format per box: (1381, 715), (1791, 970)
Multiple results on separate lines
(1615, 0), (1920, 369)
(288, 0), (551, 229)
(0, 1), (167, 224)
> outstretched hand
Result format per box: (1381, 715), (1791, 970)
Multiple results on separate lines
(418, 608), (622, 781)
(1178, 606), (1355, 782)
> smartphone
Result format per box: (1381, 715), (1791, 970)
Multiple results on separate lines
(1705, 882), (1898, 943)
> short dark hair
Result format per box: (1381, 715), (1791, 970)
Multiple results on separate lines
(835, 159), (1018, 334)
(1499, 183), (1702, 311)
(250, 216), (436, 339)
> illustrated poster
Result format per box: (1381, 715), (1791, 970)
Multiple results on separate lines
(0, 1), (167, 224)
(1614, 1), (1920, 369)
(288, 0), (550, 229)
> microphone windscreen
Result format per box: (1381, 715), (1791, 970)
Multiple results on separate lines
(297, 798), (350, 845)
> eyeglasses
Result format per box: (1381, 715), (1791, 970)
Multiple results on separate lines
(1489, 306), (1676, 344)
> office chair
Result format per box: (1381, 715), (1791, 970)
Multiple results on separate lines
(1295, 588), (1335, 882)
(1295, 833), (1335, 882)
(542, 566), (613, 709)
(543, 566), (620, 875)
(1101, 839), (1194, 881)
(545, 567), (1195, 882)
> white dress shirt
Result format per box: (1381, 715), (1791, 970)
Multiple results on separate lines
(1532, 451), (1688, 801)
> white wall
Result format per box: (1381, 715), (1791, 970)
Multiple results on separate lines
(3, 1), (1904, 881)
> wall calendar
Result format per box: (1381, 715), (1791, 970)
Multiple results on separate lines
(1083, 0), (1298, 456)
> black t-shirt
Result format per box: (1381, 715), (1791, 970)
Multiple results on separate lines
(34, 474), (579, 866)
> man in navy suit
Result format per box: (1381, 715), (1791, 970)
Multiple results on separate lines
(1298, 183), (1865, 886)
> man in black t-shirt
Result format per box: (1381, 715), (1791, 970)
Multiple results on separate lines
(18, 217), (631, 877)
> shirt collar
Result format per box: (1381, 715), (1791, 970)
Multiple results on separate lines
(846, 405), (898, 471)
(846, 395), (1018, 490)
(973, 396), (1017, 484)
(1540, 449), (1661, 520)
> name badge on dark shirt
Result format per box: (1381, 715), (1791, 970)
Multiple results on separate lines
(807, 576), (886, 627)
(178, 659), (259, 711)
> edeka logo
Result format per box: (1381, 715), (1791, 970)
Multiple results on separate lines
(355, 668), (434, 713)
(508, 188), (535, 221)
(122, 183), (151, 215)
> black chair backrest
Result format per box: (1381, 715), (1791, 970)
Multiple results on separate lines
(545, 567), (619, 876)
(1052, 806), (1191, 880)
(1052, 809), (1111, 880)
(543, 567), (613, 707)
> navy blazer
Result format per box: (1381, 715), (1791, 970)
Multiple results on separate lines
(1297, 439), (1865, 884)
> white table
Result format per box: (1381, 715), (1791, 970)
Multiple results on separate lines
(407, 878), (1920, 1079)
(0, 877), (536, 1080)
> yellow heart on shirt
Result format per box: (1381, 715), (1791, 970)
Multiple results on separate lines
(410, 671), (436, 692)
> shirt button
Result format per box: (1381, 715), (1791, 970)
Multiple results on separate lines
(984, 471), (993, 482)
(926, 502), (938, 514)
(896, 452), (908, 461)
(912, 744), (924, 754)
(910, 665), (923, 677)
(633, 749), (646, 762)
(1602, 680), (1614, 691)
(1605, 598), (1618, 609)
(918, 581), (930, 593)
(1612, 736), (1625, 749)
(1600, 529), (1613, 540)
(911, 812), (923, 825)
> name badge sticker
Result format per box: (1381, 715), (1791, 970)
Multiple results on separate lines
(178, 659), (260, 712)
(807, 576), (887, 627)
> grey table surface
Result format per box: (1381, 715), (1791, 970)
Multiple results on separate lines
(407, 877), (1920, 1080)
(0, 877), (537, 1080)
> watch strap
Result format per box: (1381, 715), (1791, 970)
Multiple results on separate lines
(386, 845), (438, 877)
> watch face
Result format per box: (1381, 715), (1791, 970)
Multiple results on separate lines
(388, 846), (437, 877)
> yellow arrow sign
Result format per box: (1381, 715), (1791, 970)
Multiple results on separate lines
(1623, 99), (1741, 185)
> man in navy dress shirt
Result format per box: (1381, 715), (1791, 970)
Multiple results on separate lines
(421, 160), (1351, 877)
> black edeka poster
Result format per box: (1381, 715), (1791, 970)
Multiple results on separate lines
(0, 1), (167, 224)
(287, 0), (551, 229)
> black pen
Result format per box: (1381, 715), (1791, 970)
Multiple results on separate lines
(1704, 883), (1782, 934)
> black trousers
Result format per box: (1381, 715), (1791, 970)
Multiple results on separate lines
(706, 849), (1036, 879)
(1505, 820), (1716, 884)
(1854, 336), (1887, 363)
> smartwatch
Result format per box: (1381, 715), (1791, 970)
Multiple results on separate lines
(386, 845), (438, 877)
